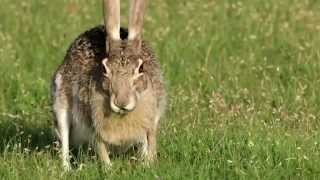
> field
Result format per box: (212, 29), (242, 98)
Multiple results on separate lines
(0, 0), (320, 179)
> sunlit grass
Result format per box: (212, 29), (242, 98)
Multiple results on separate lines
(0, 0), (320, 179)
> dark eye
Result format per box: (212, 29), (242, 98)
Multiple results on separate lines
(138, 63), (144, 73)
(103, 68), (111, 78)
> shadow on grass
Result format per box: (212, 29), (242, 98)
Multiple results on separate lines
(0, 117), (142, 168)
(0, 118), (55, 153)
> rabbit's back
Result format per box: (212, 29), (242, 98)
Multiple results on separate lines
(56, 26), (106, 83)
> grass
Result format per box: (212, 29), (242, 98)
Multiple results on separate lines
(0, 0), (320, 179)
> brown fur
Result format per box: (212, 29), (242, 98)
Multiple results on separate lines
(51, 25), (166, 167)
(103, 0), (121, 52)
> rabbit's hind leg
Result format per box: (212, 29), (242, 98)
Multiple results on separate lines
(53, 73), (72, 171)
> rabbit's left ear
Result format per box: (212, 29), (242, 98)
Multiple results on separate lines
(103, 0), (121, 54)
(128, 0), (148, 53)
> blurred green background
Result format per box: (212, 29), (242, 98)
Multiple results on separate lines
(0, 0), (320, 179)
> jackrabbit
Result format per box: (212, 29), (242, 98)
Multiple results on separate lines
(51, 0), (166, 170)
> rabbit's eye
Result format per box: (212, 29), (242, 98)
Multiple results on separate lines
(103, 68), (112, 79)
(133, 59), (144, 80)
(104, 73), (111, 80)
(138, 63), (144, 73)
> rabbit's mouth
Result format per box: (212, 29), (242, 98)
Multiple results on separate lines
(110, 94), (137, 114)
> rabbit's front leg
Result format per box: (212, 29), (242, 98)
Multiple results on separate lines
(141, 129), (157, 164)
(141, 114), (161, 164)
(96, 138), (112, 167)
(91, 90), (112, 167)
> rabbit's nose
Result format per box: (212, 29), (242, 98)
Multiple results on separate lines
(114, 97), (136, 112)
(114, 98), (129, 110)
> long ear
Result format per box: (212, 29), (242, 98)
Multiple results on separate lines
(128, 0), (148, 49)
(103, 0), (121, 53)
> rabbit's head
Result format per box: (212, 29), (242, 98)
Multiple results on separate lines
(102, 57), (147, 113)
(102, 0), (148, 113)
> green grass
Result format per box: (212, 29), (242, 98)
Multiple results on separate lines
(1, 0), (320, 179)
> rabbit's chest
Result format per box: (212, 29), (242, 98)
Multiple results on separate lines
(101, 112), (151, 145)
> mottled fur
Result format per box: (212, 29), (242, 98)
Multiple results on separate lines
(51, 26), (166, 169)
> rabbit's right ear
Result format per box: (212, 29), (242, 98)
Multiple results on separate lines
(128, 0), (148, 53)
(103, 0), (121, 54)
(102, 58), (111, 77)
